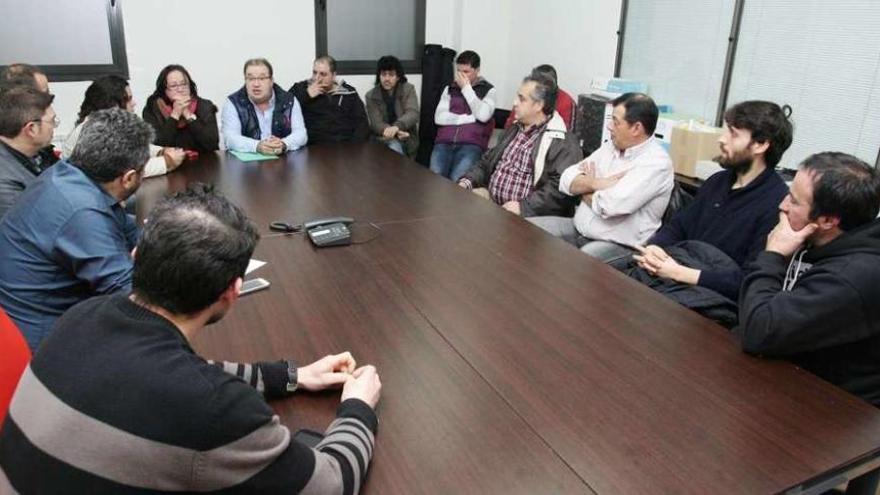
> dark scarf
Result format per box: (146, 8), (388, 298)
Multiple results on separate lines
(382, 86), (398, 124)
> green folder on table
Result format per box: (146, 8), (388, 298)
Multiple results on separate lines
(228, 150), (277, 162)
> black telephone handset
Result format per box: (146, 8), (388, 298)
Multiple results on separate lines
(304, 216), (354, 247)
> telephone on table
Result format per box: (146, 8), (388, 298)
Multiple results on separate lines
(303, 217), (353, 247)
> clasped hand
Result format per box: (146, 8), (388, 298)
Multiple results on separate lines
(257, 136), (286, 155)
(297, 351), (382, 409)
(634, 245), (680, 279)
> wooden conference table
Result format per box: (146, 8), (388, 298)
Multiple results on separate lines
(136, 144), (880, 494)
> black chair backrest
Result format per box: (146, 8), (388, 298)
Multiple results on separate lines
(662, 181), (694, 225)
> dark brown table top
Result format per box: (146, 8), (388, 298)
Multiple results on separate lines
(137, 144), (880, 494)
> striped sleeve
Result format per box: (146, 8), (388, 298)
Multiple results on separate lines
(300, 399), (378, 495)
(208, 359), (293, 398)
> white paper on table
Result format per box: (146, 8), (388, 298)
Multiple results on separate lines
(246, 259), (266, 275)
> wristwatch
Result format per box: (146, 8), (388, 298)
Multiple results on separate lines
(186, 114), (197, 122)
(286, 360), (298, 392)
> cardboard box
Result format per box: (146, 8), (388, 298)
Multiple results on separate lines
(654, 113), (703, 151)
(670, 123), (723, 177)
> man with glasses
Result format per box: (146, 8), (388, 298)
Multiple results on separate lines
(1, 63), (61, 171)
(221, 58), (307, 154)
(0, 85), (58, 218)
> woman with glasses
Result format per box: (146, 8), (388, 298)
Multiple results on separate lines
(63, 75), (185, 177)
(142, 64), (219, 153)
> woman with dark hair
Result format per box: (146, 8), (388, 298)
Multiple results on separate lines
(142, 64), (219, 152)
(62, 75), (185, 177)
(364, 55), (419, 156)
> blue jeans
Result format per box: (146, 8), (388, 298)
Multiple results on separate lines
(429, 143), (483, 182)
(386, 139), (405, 155)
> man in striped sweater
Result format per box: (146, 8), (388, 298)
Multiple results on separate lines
(0, 186), (381, 493)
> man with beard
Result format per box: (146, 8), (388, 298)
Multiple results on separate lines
(632, 100), (792, 304)
(0, 108), (149, 351)
(0, 186), (382, 493)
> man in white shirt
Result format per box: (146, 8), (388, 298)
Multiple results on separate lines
(528, 93), (673, 261)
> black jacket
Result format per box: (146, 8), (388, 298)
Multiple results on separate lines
(736, 219), (880, 406)
(289, 80), (370, 145)
(625, 240), (739, 327)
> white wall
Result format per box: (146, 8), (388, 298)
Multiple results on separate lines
(50, 0), (316, 141)
(47, 0), (620, 142)
(504, 1), (622, 106)
(422, 0), (620, 109)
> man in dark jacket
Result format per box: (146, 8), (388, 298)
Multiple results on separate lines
(737, 152), (880, 406)
(457, 73), (582, 218)
(0, 86), (57, 219)
(290, 56), (370, 146)
(1, 63), (59, 171)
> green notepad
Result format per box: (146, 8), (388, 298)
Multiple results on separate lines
(228, 150), (278, 162)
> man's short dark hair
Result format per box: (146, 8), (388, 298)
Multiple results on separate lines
(0, 86), (54, 138)
(723, 101), (794, 168)
(374, 55), (406, 86)
(68, 108), (153, 182)
(133, 184), (260, 315)
(0, 63), (45, 90)
(523, 73), (558, 116)
(456, 50), (480, 69)
(315, 55), (337, 73)
(243, 58), (273, 78)
(531, 64), (558, 84)
(800, 152), (880, 231)
(77, 75), (130, 124)
(610, 92), (659, 135)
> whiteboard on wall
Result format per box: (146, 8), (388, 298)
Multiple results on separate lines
(0, 0), (128, 81)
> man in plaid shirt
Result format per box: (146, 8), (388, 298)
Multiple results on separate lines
(458, 73), (582, 218)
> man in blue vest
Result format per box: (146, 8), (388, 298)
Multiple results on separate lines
(221, 58), (307, 154)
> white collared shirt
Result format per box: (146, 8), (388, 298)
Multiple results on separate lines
(559, 137), (673, 246)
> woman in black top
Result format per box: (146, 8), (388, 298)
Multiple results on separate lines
(142, 64), (219, 152)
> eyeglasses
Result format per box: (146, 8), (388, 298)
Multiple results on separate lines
(32, 116), (60, 127)
(246, 76), (272, 83)
(166, 82), (189, 90)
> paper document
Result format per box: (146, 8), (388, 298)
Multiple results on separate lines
(246, 259), (266, 275)
(229, 150), (277, 162)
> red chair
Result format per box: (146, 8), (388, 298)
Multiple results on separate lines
(0, 306), (30, 425)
